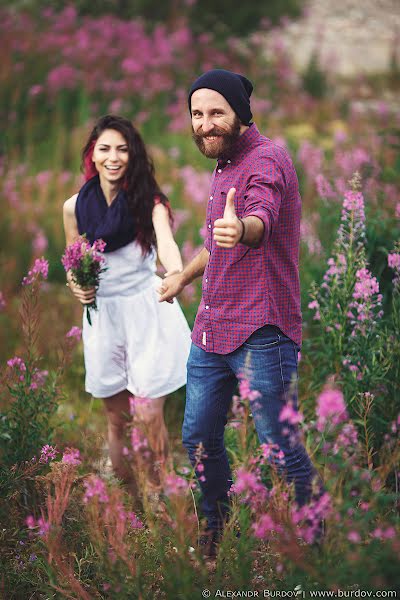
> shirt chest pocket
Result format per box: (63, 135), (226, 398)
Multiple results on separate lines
(217, 189), (245, 219)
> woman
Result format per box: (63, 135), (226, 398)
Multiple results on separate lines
(63, 114), (191, 499)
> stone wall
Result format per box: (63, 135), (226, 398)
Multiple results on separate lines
(279, 0), (400, 75)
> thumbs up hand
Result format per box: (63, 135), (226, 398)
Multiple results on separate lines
(213, 188), (244, 248)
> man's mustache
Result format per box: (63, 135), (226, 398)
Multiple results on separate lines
(196, 128), (226, 138)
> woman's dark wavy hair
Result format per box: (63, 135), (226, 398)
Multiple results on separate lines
(81, 114), (170, 255)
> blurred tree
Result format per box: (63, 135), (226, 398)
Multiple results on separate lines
(301, 51), (328, 99)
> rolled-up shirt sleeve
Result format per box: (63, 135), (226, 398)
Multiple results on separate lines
(243, 156), (284, 244)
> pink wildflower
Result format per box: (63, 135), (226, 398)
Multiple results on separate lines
(164, 473), (188, 496)
(26, 515), (50, 536)
(0, 291), (6, 311)
(342, 190), (365, 222)
(22, 258), (49, 286)
(291, 492), (331, 544)
(323, 255), (347, 283)
(252, 513), (280, 539)
(230, 467), (268, 509)
(231, 395), (246, 419)
(92, 238), (107, 253)
(61, 238), (89, 271)
(279, 403), (303, 425)
(179, 466), (190, 475)
(127, 512), (144, 529)
(233, 468), (260, 495)
(66, 326), (82, 340)
(238, 378), (261, 402)
(179, 165), (210, 204)
(316, 388), (348, 431)
(47, 64), (79, 93)
(347, 531), (361, 543)
(315, 173), (335, 199)
(260, 443), (285, 465)
(382, 527), (396, 539)
(26, 515), (36, 529)
(129, 396), (151, 416)
(29, 84), (43, 97)
(30, 369), (48, 390)
(308, 299), (319, 310)
(333, 422), (358, 456)
(39, 444), (58, 464)
(388, 253), (400, 270)
(35, 171), (52, 187)
(130, 427), (148, 452)
(7, 356), (26, 372)
(83, 476), (109, 503)
(353, 268), (380, 301)
(297, 141), (323, 179)
(62, 447), (81, 465)
(37, 517), (50, 537)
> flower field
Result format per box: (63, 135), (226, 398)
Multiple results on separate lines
(0, 6), (399, 599)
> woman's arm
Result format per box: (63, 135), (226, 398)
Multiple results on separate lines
(63, 194), (80, 245)
(63, 195), (96, 304)
(152, 203), (183, 274)
(158, 247), (209, 303)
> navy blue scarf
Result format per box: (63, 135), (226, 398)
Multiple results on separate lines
(75, 175), (136, 253)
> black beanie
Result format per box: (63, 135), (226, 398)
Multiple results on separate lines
(188, 69), (253, 126)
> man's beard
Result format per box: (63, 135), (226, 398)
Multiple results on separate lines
(192, 117), (241, 159)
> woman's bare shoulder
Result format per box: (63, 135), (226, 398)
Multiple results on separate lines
(63, 193), (78, 215)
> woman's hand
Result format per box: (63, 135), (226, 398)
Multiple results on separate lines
(66, 271), (96, 305)
(158, 271), (185, 303)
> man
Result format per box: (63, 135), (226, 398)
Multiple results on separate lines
(159, 69), (321, 556)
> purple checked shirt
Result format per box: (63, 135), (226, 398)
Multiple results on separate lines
(191, 124), (302, 354)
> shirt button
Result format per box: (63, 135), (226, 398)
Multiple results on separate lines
(227, 160), (231, 164)
(205, 278), (208, 282)
(210, 195), (213, 200)
(205, 305), (209, 309)
(208, 224), (211, 229)
(217, 169), (222, 173)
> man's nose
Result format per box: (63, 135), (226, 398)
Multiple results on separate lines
(201, 118), (214, 134)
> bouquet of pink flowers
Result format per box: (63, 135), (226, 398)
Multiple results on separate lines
(61, 236), (107, 325)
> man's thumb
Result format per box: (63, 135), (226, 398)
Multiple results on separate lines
(223, 187), (236, 219)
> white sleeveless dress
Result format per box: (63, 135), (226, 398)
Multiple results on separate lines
(82, 240), (191, 399)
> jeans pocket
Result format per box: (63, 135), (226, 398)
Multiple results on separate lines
(243, 325), (281, 349)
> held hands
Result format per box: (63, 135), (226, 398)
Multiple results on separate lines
(66, 271), (96, 305)
(158, 270), (184, 303)
(213, 188), (244, 248)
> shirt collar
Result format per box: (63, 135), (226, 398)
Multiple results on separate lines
(217, 123), (261, 166)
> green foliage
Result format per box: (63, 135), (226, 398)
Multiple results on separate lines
(0, 284), (59, 471)
(3, 0), (303, 36)
(302, 51), (328, 98)
(187, 0), (302, 37)
(304, 177), (400, 448)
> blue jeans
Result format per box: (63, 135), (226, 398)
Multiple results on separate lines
(182, 325), (321, 530)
